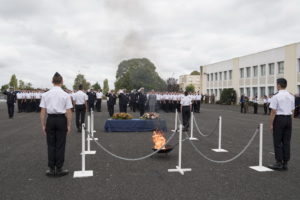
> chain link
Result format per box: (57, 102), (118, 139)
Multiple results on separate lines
(185, 128), (259, 163)
(193, 117), (219, 137)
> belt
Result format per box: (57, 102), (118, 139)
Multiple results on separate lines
(276, 115), (292, 117)
(48, 114), (65, 117)
(182, 105), (190, 107)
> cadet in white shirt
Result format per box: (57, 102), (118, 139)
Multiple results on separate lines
(268, 78), (295, 171)
(180, 91), (192, 131)
(40, 72), (73, 177)
(73, 85), (88, 132)
(96, 89), (103, 112)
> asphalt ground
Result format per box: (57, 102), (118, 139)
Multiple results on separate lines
(0, 102), (299, 200)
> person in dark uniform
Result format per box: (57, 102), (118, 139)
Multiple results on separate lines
(129, 90), (138, 112)
(240, 94), (245, 113)
(137, 88), (147, 116)
(73, 85), (88, 133)
(87, 89), (96, 112)
(180, 91), (192, 132)
(268, 78), (295, 171)
(106, 90), (117, 117)
(253, 95), (258, 114)
(40, 72), (73, 177)
(263, 95), (268, 115)
(3, 87), (16, 119)
(294, 94), (300, 118)
(118, 90), (128, 113)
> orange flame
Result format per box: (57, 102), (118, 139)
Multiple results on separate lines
(152, 130), (166, 149)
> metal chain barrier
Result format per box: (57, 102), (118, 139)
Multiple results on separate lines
(88, 130), (177, 161)
(185, 128), (259, 163)
(193, 117), (219, 137)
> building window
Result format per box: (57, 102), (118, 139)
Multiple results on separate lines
(260, 64), (266, 76)
(229, 70), (232, 80)
(215, 89), (218, 96)
(240, 88), (244, 95)
(210, 73), (213, 81)
(252, 87), (258, 97)
(246, 87), (250, 97)
(260, 87), (266, 97)
(268, 86), (274, 95)
(298, 59), (300, 72)
(219, 72), (222, 81)
(240, 68), (244, 78)
(224, 71), (227, 80)
(207, 74), (209, 82)
(211, 89), (213, 95)
(278, 61), (284, 74)
(269, 63), (275, 75)
(207, 89), (209, 94)
(253, 66), (258, 77)
(215, 73), (218, 81)
(246, 67), (251, 78)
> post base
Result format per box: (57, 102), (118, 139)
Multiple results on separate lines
(249, 166), (273, 172)
(168, 166), (192, 175)
(212, 148), (228, 152)
(83, 151), (96, 155)
(73, 170), (93, 178)
(189, 137), (198, 141)
(88, 138), (98, 141)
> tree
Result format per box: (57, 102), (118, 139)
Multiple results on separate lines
(103, 79), (109, 94)
(1, 84), (9, 92)
(92, 82), (101, 90)
(24, 82), (33, 90)
(220, 88), (237, 105)
(114, 58), (167, 91)
(166, 77), (179, 92)
(61, 85), (68, 90)
(19, 80), (25, 90)
(73, 74), (91, 90)
(190, 71), (200, 75)
(9, 74), (18, 89)
(185, 84), (195, 93)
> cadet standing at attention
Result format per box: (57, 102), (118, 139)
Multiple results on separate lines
(40, 72), (73, 177)
(3, 87), (16, 119)
(268, 78), (295, 171)
(180, 91), (192, 132)
(73, 84), (88, 133)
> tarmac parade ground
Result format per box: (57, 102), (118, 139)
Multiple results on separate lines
(0, 103), (300, 200)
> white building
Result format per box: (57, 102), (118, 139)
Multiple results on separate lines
(179, 74), (201, 92)
(200, 42), (300, 101)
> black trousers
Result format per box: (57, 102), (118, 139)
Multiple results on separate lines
(273, 115), (292, 163)
(75, 105), (86, 129)
(263, 103), (268, 115)
(88, 102), (94, 112)
(131, 101), (137, 112)
(240, 103), (245, 113)
(46, 115), (67, 169)
(26, 100), (31, 112)
(182, 106), (191, 130)
(17, 100), (22, 112)
(35, 99), (41, 112)
(119, 103), (127, 113)
(108, 104), (114, 117)
(253, 103), (258, 114)
(139, 104), (145, 116)
(96, 99), (102, 112)
(7, 103), (14, 118)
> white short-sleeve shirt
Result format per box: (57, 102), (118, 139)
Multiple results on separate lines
(180, 96), (192, 106)
(73, 90), (88, 105)
(96, 92), (103, 99)
(269, 90), (295, 115)
(40, 86), (73, 114)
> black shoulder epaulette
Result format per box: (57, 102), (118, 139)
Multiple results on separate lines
(273, 92), (278, 96)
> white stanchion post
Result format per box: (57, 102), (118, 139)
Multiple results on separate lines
(91, 110), (98, 141)
(73, 124), (93, 178)
(85, 114), (96, 155)
(189, 112), (198, 140)
(168, 124), (192, 175)
(171, 109), (178, 132)
(212, 116), (228, 152)
(250, 123), (273, 172)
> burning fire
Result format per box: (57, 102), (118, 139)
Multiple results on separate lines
(152, 130), (166, 149)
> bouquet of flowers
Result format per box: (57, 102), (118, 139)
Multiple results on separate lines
(140, 112), (160, 120)
(112, 112), (133, 120)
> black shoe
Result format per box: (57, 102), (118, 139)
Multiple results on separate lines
(56, 168), (69, 177)
(46, 168), (55, 177)
(283, 162), (288, 170)
(268, 162), (283, 170)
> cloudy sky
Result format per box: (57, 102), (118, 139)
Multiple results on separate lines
(0, 0), (299, 89)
